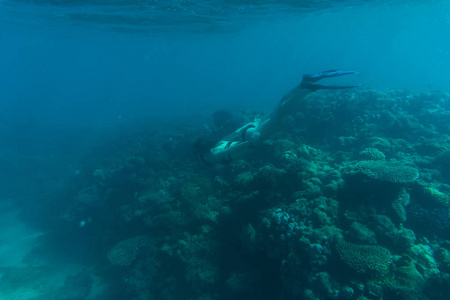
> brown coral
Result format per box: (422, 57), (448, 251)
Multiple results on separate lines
(336, 240), (393, 273)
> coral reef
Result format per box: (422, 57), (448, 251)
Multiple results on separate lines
(359, 147), (386, 161)
(335, 240), (393, 273)
(356, 160), (419, 183)
(391, 188), (410, 223)
(31, 88), (450, 299)
(107, 235), (154, 266)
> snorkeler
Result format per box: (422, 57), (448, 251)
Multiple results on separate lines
(196, 70), (360, 164)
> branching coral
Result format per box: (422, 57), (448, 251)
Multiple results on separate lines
(336, 240), (393, 273)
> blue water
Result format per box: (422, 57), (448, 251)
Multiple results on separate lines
(2, 1), (450, 127)
(1, 0), (450, 299)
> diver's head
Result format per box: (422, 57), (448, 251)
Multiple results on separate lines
(212, 109), (248, 136)
(193, 138), (215, 165)
(212, 109), (232, 129)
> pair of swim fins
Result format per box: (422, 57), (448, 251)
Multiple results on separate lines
(302, 69), (361, 91)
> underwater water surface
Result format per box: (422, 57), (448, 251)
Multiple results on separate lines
(1, 0), (450, 299)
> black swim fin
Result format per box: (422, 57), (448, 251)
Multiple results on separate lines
(301, 82), (362, 91)
(303, 69), (359, 82)
(301, 69), (361, 91)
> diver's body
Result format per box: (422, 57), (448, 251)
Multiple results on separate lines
(205, 70), (359, 163)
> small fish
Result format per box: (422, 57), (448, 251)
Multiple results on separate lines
(79, 217), (92, 228)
